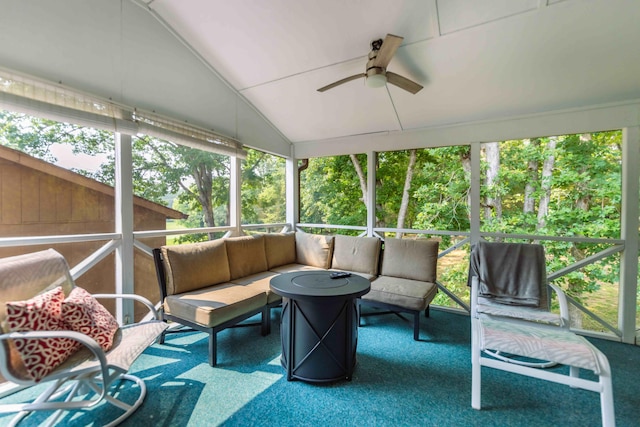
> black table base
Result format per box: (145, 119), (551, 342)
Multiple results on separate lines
(270, 271), (370, 383)
(280, 296), (359, 382)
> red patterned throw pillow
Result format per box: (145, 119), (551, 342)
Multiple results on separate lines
(61, 287), (119, 352)
(5, 286), (80, 382)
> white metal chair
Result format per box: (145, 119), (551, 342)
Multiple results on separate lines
(0, 249), (168, 426)
(469, 241), (615, 427)
(469, 240), (570, 367)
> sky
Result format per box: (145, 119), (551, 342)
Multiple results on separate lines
(49, 143), (108, 173)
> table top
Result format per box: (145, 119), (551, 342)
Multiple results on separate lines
(270, 270), (370, 300)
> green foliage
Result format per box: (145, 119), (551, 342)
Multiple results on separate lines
(241, 149), (285, 224)
(300, 155), (367, 225)
(0, 111), (114, 179)
(412, 146), (471, 237)
(477, 132), (622, 299)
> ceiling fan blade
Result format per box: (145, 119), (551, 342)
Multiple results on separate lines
(317, 74), (366, 92)
(386, 72), (423, 94)
(372, 34), (403, 68)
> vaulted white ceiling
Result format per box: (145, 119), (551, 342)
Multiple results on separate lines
(142, 0), (640, 147)
(1, 1), (639, 158)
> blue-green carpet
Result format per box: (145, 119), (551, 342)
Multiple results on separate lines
(2, 309), (639, 426)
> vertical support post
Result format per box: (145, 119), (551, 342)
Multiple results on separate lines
(114, 132), (134, 324)
(229, 156), (243, 236)
(619, 126), (639, 344)
(286, 149), (299, 231)
(367, 151), (376, 237)
(469, 142), (482, 245)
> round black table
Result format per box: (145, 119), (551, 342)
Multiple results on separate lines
(270, 271), (370, 382)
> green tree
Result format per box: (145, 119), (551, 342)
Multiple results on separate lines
(241, 148), (286, 225)
(300, 155), (367, 230)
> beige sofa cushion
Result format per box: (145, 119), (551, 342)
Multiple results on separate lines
(230, 271), (281, 304)
(295, 233), (334, 269)
(163, 283), (267, 328)
(331, 235), (381, 276)
(263, 233), (296, 269)
(225, 235), (269, 280)
(161, 239), (230, 296)
(363, 276), (438, 311)
(381, 239), (439, 282)
(269, 263), (326, 274)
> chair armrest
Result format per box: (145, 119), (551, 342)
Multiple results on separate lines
(470, 276), (479, 317)
(0, 330), (109, 388)
(92, 293), (161, 320)
(548, 283), (570, 328)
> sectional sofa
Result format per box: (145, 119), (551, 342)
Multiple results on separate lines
(152, 232), (439, 366)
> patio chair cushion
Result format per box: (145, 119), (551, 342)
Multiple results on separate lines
(62, 286), (119, 351)
(295, 233), (334, 269)
(161, 239), (231, 295)
(225, 235), (269, 280)
(263, 232), (296, 269)
(5, 286), (80, 381)
(331, 235), (381, 276)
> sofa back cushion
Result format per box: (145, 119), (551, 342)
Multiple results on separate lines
(381, 238), (439, 282)
(331, 235), (381, 276)
(161, 239), (230, 295)
(263, 232), (296, 269)
(295, 233), (334, 269)
(225, 235), (269, 280)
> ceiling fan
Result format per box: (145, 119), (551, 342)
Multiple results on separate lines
(317, 34), (423, 94)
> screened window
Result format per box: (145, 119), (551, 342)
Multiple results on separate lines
(299, 154), (367, 233)
(241, 148), (285, 226)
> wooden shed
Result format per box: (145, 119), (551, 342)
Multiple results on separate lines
(0, 144), (186, 319)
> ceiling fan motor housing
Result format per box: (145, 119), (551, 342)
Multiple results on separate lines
(366, 48), (387, 88)
(366, 67), (386, 87)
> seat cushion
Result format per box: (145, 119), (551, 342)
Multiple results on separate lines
(363, 276), (438, 311)
(331, 235), (381, 276)
(161, 239), (230, 295)
(263, 233), (296, 269)
(225, 235), (269, 280)
(295, 233), (334, 269)
(230, 271), (281, 304)
(381, 238), (439, 282)
(163, 283), (267, 328)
